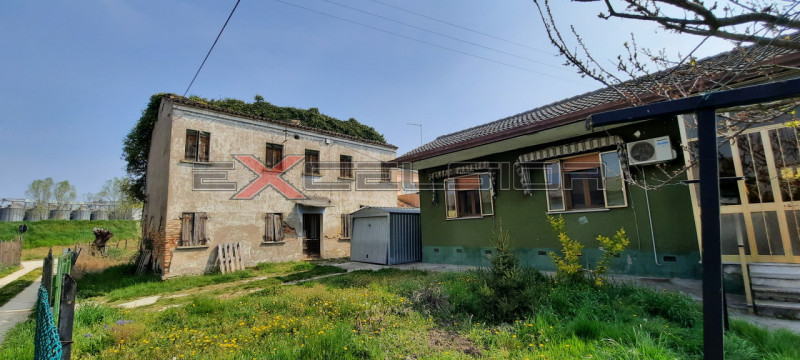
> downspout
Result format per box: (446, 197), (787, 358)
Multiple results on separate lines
(642, 171), (662, 266)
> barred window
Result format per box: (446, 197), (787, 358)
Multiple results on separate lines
(185, 130), (210, 162)
(341, 213), (352, 239)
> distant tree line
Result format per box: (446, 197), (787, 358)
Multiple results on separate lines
(24, 177), (141, 220)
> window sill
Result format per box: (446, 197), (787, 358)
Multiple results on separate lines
(547, 208), (610, 215)
(339, 237), (351, 242)
(338, 177), (354, 181)
(446, 215), (491, 221)
(302, 173), (322, 177)
(175, 245), (209, 250)
(179, 160), (212, 165)
(260, 241), (286, 246)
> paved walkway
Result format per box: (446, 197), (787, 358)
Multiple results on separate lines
(0, 260), (45, 344)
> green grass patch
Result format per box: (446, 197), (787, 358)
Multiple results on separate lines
(0, 220), (140, 249)
(78, 261), (316, 302)
(0, 268), (42, 307)
(0, 264), (21, 279)
(3, 263), (800, 359)
(277, 264), (347, 283)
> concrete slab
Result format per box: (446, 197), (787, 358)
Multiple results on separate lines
(0, 278), (41, 344)
(118, 295), (161, 309)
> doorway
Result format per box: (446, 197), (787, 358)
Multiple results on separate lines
(303, 213), (322, 258)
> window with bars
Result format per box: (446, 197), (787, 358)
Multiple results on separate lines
(265, 143), (284, 169)
(340, 213), (352, 239)
(340, 155), (353, 178)
(180, 212), (208, 246)
(185, 130), (210, 162)
(305, 150), (320, 176)
(264, 213), (284, 242)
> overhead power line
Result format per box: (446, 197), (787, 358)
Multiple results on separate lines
(273, 0), (591, 86)
(183, 0), (242, 97)
(322, 0), (564, 70)
(370, 0), (554, 56)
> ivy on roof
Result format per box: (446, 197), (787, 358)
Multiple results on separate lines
(122, 93), (386, 201)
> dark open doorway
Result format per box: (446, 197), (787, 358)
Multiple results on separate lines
(303, 213), (321, 258)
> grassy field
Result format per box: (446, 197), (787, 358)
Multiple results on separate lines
(1, 262), (798, 359)
(0, 220), (139, 249)
(0, 264), (21, 278)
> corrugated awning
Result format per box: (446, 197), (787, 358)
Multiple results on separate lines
(514, 135), (624, 196)
(515, 135), (623, 164)
(427, 161), (493, 180)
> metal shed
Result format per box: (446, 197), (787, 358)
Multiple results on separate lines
(350, 207), (421, 265)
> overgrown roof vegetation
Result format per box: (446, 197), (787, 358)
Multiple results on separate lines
(122, 93), (387, 201)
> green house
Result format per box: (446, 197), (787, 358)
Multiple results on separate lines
(392, 38), (800, 300)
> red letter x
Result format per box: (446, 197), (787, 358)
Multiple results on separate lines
(232, 155), (305, 199)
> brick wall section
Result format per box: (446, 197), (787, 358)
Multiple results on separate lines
(160, 218), (182, 276)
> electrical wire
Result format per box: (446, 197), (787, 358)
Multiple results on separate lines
(322, 0), (565, 70)
(370, 0), (555, 56)
(183, 0), (242, 97)
(272, 0), (592, 86)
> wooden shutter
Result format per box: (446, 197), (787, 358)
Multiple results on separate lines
(341, 214), (351, 238)
(265, 213), (283, 242)
(180, 213), (193, 246)
(198, 132), (210, 162)
(194, 212), (207, 245)
(185, 130), (198, 161)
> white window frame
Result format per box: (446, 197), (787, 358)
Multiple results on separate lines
(444, 172), (494, 220)
(543, 151), (628, 212)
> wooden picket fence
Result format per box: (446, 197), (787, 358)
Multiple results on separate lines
(0, 239), (22, 267)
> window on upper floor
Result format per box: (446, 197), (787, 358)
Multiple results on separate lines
(180, 212), (208, 246)
(265, 143), (283, 169)
(444, 173), (494, 219)
(185, 130), (210, 162)
(340, 155), (353, 178)
(544, 151), (627, 212)
(380, 163), (392, 183)
(304, 150), (320, 176)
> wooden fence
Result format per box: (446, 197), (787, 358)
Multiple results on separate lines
(0, 239), (21, 267)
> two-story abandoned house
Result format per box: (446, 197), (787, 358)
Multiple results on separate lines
(142, 95), (398, 278)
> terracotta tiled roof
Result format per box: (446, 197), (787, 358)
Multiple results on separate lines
(166, 95), (398, 150)
(394, 34), (800, 164)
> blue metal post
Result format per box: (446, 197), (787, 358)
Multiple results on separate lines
(697, 108), (724, 359)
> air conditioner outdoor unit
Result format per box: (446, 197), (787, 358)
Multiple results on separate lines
(626, 136), (676, 166)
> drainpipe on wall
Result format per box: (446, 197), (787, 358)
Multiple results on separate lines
(642, 171), (662, 266)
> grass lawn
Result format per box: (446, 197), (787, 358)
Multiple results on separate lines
(0, 268), (42, 307)
(0, 264), (21, 279)
(1, 263), (798, 359)
(0, 220), (140, 249)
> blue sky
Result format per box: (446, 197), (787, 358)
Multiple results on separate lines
(0, 0), (733, 199)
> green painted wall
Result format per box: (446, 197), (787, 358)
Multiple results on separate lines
(418, 118), (704, 279)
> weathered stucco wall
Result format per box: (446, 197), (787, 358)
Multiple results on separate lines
(417, 118), (703, 279)
(147, 99), (397, 278)
(142, 98), (175, 273)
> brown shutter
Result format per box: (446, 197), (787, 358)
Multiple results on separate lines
(194, 212), (207, 245)
(185, 131), (198, 161)
(181, 213), (193, 246)
(274, 214), (283, 241)
(265, 214), (274, 242)
(198, 133), (210, 162)
(562, 153), (600, 172)
(341, 214), (351, 238)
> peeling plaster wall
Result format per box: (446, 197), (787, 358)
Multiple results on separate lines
(142, 98), (175, 275)
(147, 99), (397, 278)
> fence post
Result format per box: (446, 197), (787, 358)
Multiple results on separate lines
(52, 252), (74, 325)
(58, 274), (76, 360)
(42, 249), (53, 303)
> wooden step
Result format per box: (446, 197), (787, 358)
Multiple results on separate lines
(754, 299), (800, 320)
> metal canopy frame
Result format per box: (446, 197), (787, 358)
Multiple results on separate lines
(586, 77), (800, 360)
